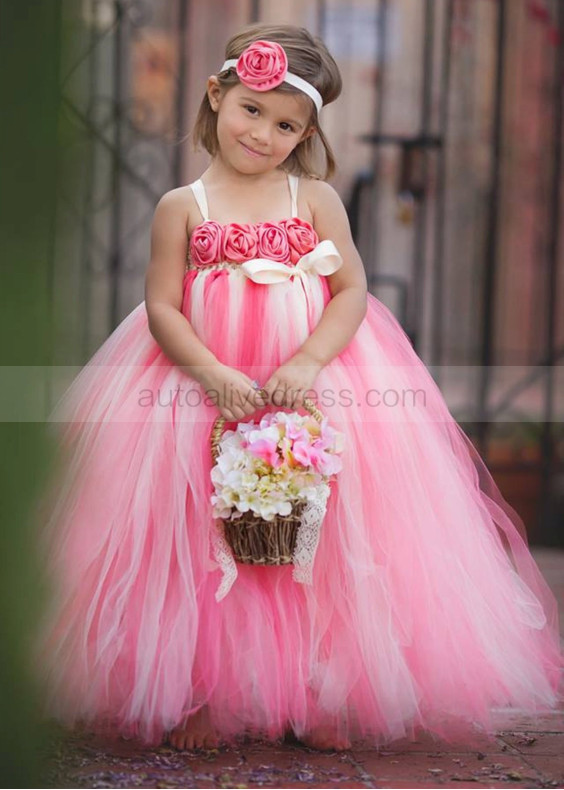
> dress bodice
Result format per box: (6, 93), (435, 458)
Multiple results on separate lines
(187, 174), (319, 267)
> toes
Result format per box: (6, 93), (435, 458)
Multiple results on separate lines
(164, 711), (219, 752)
(204, 734), (219, 749)
(300, 731), (350, 752)
(170, 731), (190, 751)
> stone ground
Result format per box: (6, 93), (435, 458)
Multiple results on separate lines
(42, 548), (564, 790)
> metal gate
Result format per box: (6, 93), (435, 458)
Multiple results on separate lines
(54, 0), (189, 358)
(343, 0), (563, 544)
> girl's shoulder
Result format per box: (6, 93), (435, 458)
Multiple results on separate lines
(155, 184), (199, 216)
(298, 177), (346, 231)
(299, 176), (340, 201)
(154, 184), (205, 238)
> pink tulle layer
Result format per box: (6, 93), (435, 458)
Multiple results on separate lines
(33, 266), (563, 748)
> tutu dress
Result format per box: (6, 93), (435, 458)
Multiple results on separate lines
(35, 173), (563, 748)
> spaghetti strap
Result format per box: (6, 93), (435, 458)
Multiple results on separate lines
(189, 179), (209, 222)
(287, 173), (299, 217)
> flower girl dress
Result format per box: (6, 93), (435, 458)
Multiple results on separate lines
(35, 172), (562, 747)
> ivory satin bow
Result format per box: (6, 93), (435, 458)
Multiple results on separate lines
(239, 239), (343, 284)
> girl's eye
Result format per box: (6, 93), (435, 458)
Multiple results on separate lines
(245, 105), (259, 115)
(279, 122), (294, 133)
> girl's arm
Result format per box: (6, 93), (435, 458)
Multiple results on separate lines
(260, 181), (368, 409)
(145, 190), (267, 420)
(291, 179), (368, 368)
(145, 189), (221, 384)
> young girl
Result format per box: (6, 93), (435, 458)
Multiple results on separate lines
(36, 23), (562, 753)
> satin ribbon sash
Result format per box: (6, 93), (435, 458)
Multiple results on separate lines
(238, 239), (343, 284)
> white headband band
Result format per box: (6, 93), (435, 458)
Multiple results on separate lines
(218, 40), (323, 113)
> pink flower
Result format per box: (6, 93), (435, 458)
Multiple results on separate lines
(292, 440), (320, 468)
(285, 423), (309, 443)
(315, 450), (343, 476)
(293, 440), (342, 475)
(190, 221), (223, 266)
(236, 40), (288, 92)
(257, 222), (290, 262)
(318, 417), (343, 451)
(248, 438), (282, 467)
(280, 436), (298, 467)
(280, 218), (319, 264)
(222, 223), (258, 262)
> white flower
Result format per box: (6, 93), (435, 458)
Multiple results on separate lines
(247, 425), (280, 445)
(257, 503), (277, 520)
(223, 468), (245, 489)
(238, 491), (261, 512)
(274, 499), (292, 516)
(219, 430), (241, 450)
(240, 471), (259, 490)
(211, 490), (237, 519)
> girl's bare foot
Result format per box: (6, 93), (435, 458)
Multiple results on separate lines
(167, 704), (219, 750)
(299, 723), (351, 752)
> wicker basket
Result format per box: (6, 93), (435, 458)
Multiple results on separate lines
(210, 397), (325, 566)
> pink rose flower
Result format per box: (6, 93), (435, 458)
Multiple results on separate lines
(280, 218), (319, 264)
(236, 40), (288, 92)
(257, 222), (290, 262)
(222, 223), (258, 262)
(190, 221), (223, 266)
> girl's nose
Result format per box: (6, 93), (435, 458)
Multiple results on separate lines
(250, 124), (271, 146)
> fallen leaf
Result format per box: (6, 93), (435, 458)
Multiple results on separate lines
(516, 735), (537, 746)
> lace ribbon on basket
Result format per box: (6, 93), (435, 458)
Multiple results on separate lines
(291, 484), (330, 585)
(211, 484), (331, 602)
(210, 521), (238, 602)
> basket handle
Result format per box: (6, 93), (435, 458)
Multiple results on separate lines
(210, 397), (324, 462)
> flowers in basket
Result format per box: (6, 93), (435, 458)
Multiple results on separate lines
(209, 407), (344, 601)
(211, 410), (344, 521)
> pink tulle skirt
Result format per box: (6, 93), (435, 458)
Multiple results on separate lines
(33, 266), (563, 748)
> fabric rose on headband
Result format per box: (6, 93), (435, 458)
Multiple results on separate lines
(235, 40), (288, 92)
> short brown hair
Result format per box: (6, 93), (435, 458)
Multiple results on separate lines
(192, 24), (342, 180)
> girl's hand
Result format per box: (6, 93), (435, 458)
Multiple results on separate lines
(198, 363), (268, 422)
(261, 351), (323, 410)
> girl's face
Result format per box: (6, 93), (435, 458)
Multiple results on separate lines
(207, 78), (315, 175)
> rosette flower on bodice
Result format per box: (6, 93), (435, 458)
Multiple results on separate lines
(189, 218), (319, 266)
(188, 218), (344, 285)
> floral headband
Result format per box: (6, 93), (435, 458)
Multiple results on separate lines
(219, 40), (324, 114)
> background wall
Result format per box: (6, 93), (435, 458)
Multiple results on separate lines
(50, 0), (564, 541)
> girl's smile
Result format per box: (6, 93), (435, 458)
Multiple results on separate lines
(239, 140), (267, 158)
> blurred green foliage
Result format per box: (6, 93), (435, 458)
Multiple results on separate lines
(0, 1), (67, 785)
